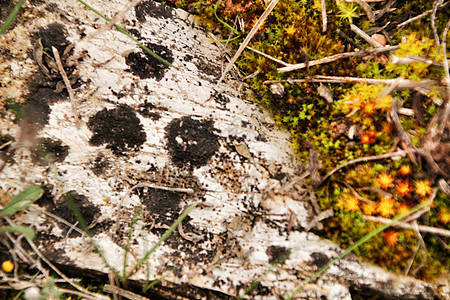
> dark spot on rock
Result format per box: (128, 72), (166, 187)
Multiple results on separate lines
(88, 104), (146, 156)
(37, 191), (99, 237)
(165, 116), (219, 168)
(140, 188), (180, 215)
(309, 252), (329, 269)
(32, 137), (69, 165)
(125, 42), (174, 81)
(266, 245), (290, 264)
(135, 0), (172, 22)
(195, 58), (220, 79)
(214, 93), (230, 108)
(184, 54), (193, 62)
(33, 23), (70, 57)
(137, 101), (163, 120)
(45, 3), (57, 12)
(91, 153), (111, 176)
(20, 88), (64, 139)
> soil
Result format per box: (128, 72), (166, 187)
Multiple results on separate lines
(165, 116), (220, 168)
(88, 104), (146, 156)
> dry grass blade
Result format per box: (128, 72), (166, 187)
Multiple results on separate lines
(246, 46), (291, 66)
(51, 46), (80, 127)
(321, 0), (327, 32)
(354, 0), (375, 22)
(216, 0), (280, 85)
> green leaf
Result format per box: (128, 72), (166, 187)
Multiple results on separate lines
(0, 185), (44, 217)
(0, 225), (35, 239)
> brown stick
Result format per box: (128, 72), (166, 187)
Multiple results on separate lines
(277, 46), (397, 72)
(52, 47), (80, 127)
(217, 0), (280, 85)
(362, 216), (450, 237)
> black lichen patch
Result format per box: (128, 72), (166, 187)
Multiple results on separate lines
(32, 137), (69, 165)
(135, 0), (172, 22)
(165, 116), (219, 168)
(309, 252), (329, 269)
(266, 245), (290, 264)
(88, 104), (146, 156)
(33, 23), (70, 57)
(125, 42), (174, 81)
(91, 153), (111, 176)
(137, 187), (181, 225)
(36, 191), (99, 237)
(214, 93), (230, 109)
(20, 88), (65, 139)
(137, 101), (164, 120)
(195, 58), (221, 79)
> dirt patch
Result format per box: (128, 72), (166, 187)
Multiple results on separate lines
(165, 116), (219, 168)
(91, 153), (111, 176)
(32, 137), (69, 165)
(135, 0), (173, 22)
(125, 42), (174, 81)
(137, 187), (182, 226)
(88, 104), (146, 156)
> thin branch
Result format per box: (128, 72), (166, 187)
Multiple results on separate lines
(52, 47), (80, 127)
(397, 1), (450, 28)
(350, 24), (383, 47)
(320, 149), (417, 184)
(103, 284), (150, 300)
(431, 0), (444, 53)
(354, 0), (375, 22)
(362, 216), (450, 237)
(264, 75), (436, 90)
(246, 46), (291, 66)
(375, 0), (396, 21)
(277, 46), (397, 72)
(321, 0), (327, 32)
(216, 0), (280, 85)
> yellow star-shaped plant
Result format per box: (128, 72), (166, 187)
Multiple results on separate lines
(377, 197), (395, 217)
(377, 173), (393, 190)
(285, 24), (297, 35)
(415, 179), (432, 197)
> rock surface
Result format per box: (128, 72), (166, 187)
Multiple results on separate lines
(0, 0), (447, 299)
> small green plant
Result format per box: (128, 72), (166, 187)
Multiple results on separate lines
(0, 185), (44, 239)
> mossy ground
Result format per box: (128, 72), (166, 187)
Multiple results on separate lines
(162, 0), (449, 280)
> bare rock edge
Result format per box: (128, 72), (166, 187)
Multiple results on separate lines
(0, 1), (447, 299)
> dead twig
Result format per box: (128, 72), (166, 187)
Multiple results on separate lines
(216, 0), (280, 85)
(374, 0), (396, 21)
(350, 24), (383, 47)
(320, 149), (417, 184)
(277, 46), (397, 72)
(431, 0), (444, 54)
(264, 75), (436, 91)
(52, 47), (80, 127)
(361, 217), (450, 237)
(246, 46), (291, 66)
(321, 0), (327, 32)
(354, 0), (375, 22)
(103, 284), (149, 300)
(397, 1), (450, 28)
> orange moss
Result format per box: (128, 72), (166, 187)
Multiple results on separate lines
(377, 197), (396, 217)
(362, 202), (377, 215)
(382, 230), (400, 247)
(396, 180), (412, 197)
(377, 173), (394, 190)
(398, 164), (412, 176)
(415, 180), (432, 197)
